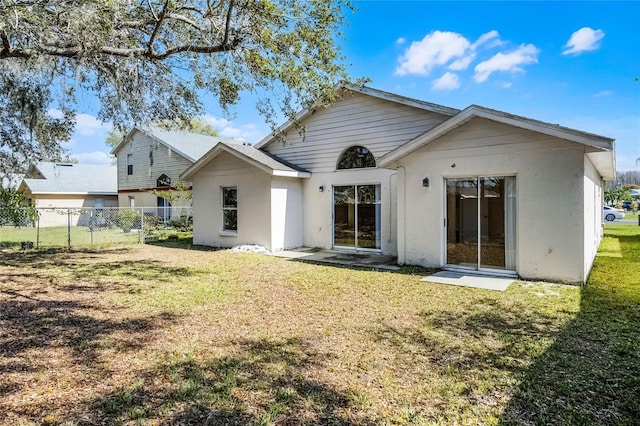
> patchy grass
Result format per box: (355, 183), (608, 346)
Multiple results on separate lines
(500, 224), (640, 424)
(0, 228), (638, 425)
(0, 225), (141, 249)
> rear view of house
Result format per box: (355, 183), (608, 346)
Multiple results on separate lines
(183, 86), (615, 283)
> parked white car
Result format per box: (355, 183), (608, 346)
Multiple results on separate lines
(603, 205), (625, 221)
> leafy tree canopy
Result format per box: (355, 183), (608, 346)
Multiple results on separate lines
(0, 187), (36, 227)
(0, 0), (359, 175)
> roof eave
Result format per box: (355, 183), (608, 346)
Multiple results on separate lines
(378, 106), (615, 168)
(272, 170), (311, 178)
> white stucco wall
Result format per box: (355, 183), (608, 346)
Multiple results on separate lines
(583, 156), (604, 282)
(191, 152), (272, 249)
(301, 168), (397, 254)
(271, 178), (304, 251)
(396, 118), (589, 283)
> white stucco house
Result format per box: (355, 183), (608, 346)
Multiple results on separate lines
(181, 86), (615, 283)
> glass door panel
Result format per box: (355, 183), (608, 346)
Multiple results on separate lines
(480, 177), (506, 269)
(333, 184), (381, 250)
(356, 185), (381, 249)
(446, 179), (479, 267)
(446, 176), (516, 271)
(333, 186), (356, 247)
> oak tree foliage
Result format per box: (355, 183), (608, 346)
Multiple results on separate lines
(0, 0), (358, 175)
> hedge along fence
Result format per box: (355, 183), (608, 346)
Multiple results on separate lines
(0, 206), (193, 250)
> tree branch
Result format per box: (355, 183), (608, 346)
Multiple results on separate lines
(222, 0), (235, 49)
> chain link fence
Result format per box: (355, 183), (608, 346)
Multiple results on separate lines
(0, 206), (192, 250)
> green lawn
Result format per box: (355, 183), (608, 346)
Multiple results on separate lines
(0, 227), (638, 425)
(0, 225), (142, 249)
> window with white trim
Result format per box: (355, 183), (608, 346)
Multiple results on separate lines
(222, 187), (237, 231)
(127, 154), (133, 175)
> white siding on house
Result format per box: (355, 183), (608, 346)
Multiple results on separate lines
(191, 152), (272, 249)
(116, 130), (194, 194)
(263, 92), (450, 172)
(397, 117), (588, 283)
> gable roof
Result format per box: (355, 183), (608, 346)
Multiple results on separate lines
(181, 142), (310, 181)
(378, 105), (616, 180)
(254, 85), (460, 150)
(20, 162), (117, 195)
(111, 126), (238, 163)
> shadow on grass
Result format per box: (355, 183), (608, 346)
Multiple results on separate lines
(93, 337), (372, 425)
(498, 230), (640, 424)
(0, 296), (176, 363)
(0, 248), (195, 287)
(0, 295), (178, 415)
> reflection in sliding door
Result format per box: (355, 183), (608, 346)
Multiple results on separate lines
(356, 185), (381, 249)
(333, 186), (356, 247)
(446, 176), (516, 271)
(333, 184), (381, 250)
(446, 179), (479, 267)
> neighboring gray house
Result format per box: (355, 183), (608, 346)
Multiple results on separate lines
(18, 162), (118, 226)
(182, 85), (615, 284)
(110, 126), (237, 220)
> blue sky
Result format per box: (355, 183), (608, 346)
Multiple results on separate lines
(66, 1), (640, 172)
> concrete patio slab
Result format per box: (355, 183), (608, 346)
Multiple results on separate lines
(421, 270), (515, 291)
(271, 248), (400, 270)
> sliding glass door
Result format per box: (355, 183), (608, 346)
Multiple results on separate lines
(333, 184), (381, 250)
(446, 177), (516, 271)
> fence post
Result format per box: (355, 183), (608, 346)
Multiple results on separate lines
(67, 208), (71, 249)
(36, 210), (40, 248)
(140, 208), (144, 244)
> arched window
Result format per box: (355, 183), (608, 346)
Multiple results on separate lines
(156, 174), (171, 187)
(337, 146), (376, 170)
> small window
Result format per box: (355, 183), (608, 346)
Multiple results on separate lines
(127, 154), (133, 175)
(222, 187), (237, 231)
(156, 174), (171, 187)
(337, 146), (376, 170)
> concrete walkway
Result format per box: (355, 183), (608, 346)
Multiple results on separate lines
(270, 248), (516, 291)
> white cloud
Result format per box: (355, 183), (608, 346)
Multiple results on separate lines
(502, 82), (513, 89)
(593, 90), (613, 98)
(472, 30), (501, 49)
(563, 27), (605, 55)
(75, 113), (111, 136)
(48, 109), (111, 136)
(200, 115), (261, 142)
(474, 43), (539, 82)
(48, 109), (64, 119)
(73, 151), (114, 165)
(396, 37), (406, 45)
(432, 72), (460, 90)
(395, 31), (471, 76)
(449, 54), (475, 71)
(396, 29), (507, 77)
